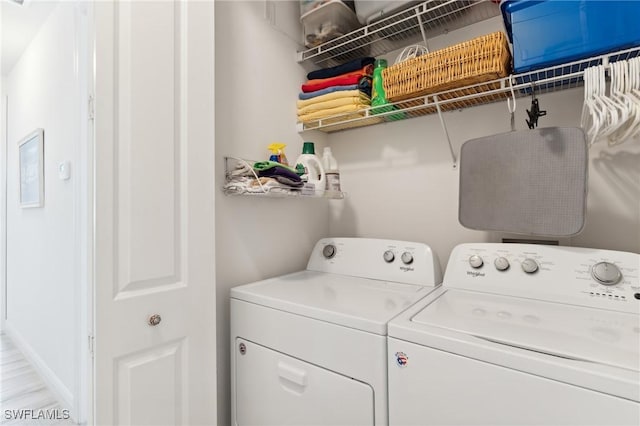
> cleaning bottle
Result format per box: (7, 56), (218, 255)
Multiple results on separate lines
(371, 58), (391, 114)
(371, 58), (404, 120)
(267, 142), (289, 165)
(295, 142), (325, 196)
(322, 147), (341, 193)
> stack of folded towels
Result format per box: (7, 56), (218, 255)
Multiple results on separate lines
(224, 160), (303, 195)
(297, 57), (375, 124)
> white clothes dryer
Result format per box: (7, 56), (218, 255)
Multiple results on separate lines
(231, 238), (442, 426)
(388, 243), (640, 426)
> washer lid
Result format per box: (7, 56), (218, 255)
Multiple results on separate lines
(411, 289), (640, 371)
(231, 270), (433, 335)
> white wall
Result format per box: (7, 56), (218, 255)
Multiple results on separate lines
(328, 90), (640, 268)
(5, 1), (80, 410)
(328, 18), (640, 271)
(214, 1), (330, 424)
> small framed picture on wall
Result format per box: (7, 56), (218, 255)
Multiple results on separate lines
(18, 128), (44, 208)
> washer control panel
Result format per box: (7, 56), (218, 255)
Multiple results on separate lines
(308, 238), (442, 287)
(447, 243), (640, 314)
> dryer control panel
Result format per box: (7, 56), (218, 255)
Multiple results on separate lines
(307, 238), (442, 287)
(445, 243), (640, 314)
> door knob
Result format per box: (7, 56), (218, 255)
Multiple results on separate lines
(148, 314), (162, 326)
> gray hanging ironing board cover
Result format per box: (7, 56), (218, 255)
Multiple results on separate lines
(458, 127), (588, 237)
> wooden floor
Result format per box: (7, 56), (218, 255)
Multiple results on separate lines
(0, 332), (74, 425)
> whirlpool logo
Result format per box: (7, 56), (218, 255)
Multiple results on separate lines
(467, 271), (485, 277)
(395, 352), (409, 367)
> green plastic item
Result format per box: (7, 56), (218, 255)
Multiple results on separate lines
(302, 141), (316, 154)
(371, 59), (389, 108)
(253, 161), (298, 174)
(371, 59), (404, 120)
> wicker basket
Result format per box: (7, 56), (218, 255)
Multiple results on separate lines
(382, 31), (512, 102)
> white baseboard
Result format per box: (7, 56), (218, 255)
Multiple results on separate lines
(3, 321), (75, 419)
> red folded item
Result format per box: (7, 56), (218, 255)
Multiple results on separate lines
(302, 65), (373, 93)
(302, 74), (364, 93)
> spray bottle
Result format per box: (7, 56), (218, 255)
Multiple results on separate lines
(267, 142), (289, 166)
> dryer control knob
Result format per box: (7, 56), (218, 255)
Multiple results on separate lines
(521, 258), (539, 274)
(494, 257), (510, 271)
(383, 250), (395, 263)
(469, 255), (484, 269)
(322, 244), (336, 259)
(591, 262), (622, 286)
(401, 252), (414, 265)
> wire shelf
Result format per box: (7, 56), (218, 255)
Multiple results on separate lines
(223, 157), (345, 199)
(297, 46), (640, 133)
(297, 0), (500, 67)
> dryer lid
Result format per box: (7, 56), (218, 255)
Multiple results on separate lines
(231, 270), (433, 335)
(411, 289), (640, 371)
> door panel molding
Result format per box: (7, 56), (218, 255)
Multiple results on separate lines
(115, 338), (188, 425)
(112, 0), (185, 298)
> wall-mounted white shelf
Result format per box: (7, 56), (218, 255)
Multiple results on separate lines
(223, 157), (345, 199)
(297, 0), (500, 67)
(297, 46), (640, 134)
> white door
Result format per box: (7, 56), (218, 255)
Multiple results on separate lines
(92, 1), (216, 425)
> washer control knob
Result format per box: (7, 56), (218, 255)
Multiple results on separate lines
(383, 250), (395, 263)
(469, 255), (484, 269)
(401, 252), (414, 265)
(521, 258), (539, 274)
(322, 244), (336, 259)
(494, 257), (510, 271)
(591, 262), (622, 286)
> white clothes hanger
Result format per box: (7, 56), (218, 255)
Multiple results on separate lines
(628, 57), (640, 138)
(582, 66), (604, 146)
(608, 60), (639, 145)
(598, 63), (627, 139)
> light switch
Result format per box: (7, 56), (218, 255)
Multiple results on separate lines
(58, 161), (71, 180)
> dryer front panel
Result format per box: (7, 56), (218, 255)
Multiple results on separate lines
(234, 338), (374, 426)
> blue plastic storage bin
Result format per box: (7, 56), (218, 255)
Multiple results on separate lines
(501, 0), (640, 73)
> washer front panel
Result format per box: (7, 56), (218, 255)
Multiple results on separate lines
(388, 338), (640, 426)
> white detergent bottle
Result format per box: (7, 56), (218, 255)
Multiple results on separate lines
(322, 146), (341, 193)
(295, 142), (325, 196)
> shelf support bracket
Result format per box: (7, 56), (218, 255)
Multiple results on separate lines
(416, 7), (430, 52)
(433, 95), (457, 168)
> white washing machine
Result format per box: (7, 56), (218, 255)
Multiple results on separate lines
(388, 243), (640, 426)
(231, 238), (442, 426)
